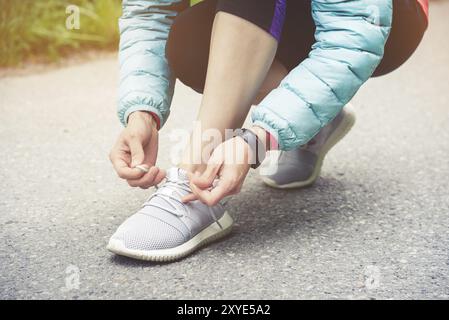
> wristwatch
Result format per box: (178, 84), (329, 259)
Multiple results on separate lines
(233, 128), (266, 169)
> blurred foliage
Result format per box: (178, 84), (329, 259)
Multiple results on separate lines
(0, 0), (205, 67)
(0, 0), (122, 67)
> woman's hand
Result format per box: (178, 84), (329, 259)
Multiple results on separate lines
(109, 111), (165, 189)
(182, 136), (252, 206)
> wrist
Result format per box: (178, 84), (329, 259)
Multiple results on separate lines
(234, 136), (253, 164)
(128, 111), (158, 129)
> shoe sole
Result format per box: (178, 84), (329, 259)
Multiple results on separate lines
(107, 211), (233, 262)
(262, 107), (356, 189)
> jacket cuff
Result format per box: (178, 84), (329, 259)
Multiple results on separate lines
(122, 105), (165, 129)
(252, 120), (284, 151)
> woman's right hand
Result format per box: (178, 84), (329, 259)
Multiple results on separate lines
(109, 111), (165, 189)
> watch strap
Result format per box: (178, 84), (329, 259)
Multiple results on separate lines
(233, 128), (266, 169)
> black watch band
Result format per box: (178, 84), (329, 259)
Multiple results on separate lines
(233, 128), (266, 169)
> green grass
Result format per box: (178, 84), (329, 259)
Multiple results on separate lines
(0, 0), (122, 67)
(0, 0), (205, 67)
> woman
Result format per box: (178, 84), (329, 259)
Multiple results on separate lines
(108, 0), (428, 261)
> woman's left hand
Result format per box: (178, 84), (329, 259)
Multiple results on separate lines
(182, 136), (252, 206)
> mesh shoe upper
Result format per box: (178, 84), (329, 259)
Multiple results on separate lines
(112, 213), (186, 251)
(110, 168), (226, 251)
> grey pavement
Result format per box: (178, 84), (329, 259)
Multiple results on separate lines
(1, 3), (449, 300)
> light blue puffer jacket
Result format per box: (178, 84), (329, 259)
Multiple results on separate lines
(118, 0), (392, 150)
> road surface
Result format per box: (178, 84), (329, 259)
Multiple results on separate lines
(1, 2), (448, 299)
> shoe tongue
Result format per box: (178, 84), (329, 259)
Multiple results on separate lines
(143, 168), (191, 213)
(165, 167), (189, 182)
(152, 168), (191, 199)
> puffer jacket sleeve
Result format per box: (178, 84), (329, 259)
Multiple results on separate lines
(252, 0), (393, 150)
(118, 0), (187, 128)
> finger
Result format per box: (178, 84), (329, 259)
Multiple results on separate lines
(208, 179), (234, 204)
(127, 180), (139, 188)
(128, 138), (145, 168)
(110, 150), (146, 180)
(189, 182), (211, 204)
(190, 179), (232, 206)
(191, 163), (221, 189)
(153, 168), (166, 186)
(138, 173), (160, 189)
(140, 167), (165, 189)
(182, 193), (198, 203)
(190, 184), (227, 206)
(127, 166), (159, 189)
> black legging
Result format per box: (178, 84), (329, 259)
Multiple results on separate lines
(166, 0), (427, 94)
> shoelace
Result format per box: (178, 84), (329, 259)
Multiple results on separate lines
(143, 178), (223, 230)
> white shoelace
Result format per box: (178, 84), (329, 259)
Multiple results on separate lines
(143, 178), (223, 229)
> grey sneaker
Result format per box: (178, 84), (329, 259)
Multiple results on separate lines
(260, 106), (356, 189)
(107, 168), (233, 262)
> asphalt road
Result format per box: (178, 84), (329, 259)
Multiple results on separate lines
(1, 3), (449, 300)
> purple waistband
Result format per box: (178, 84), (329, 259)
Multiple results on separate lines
(269, 0), (287, 41)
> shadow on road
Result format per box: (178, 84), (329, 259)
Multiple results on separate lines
(108, 173), (382, 266)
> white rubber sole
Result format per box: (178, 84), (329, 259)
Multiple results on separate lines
(262, 107), (356, 189)
(107, 212), (233, 262)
